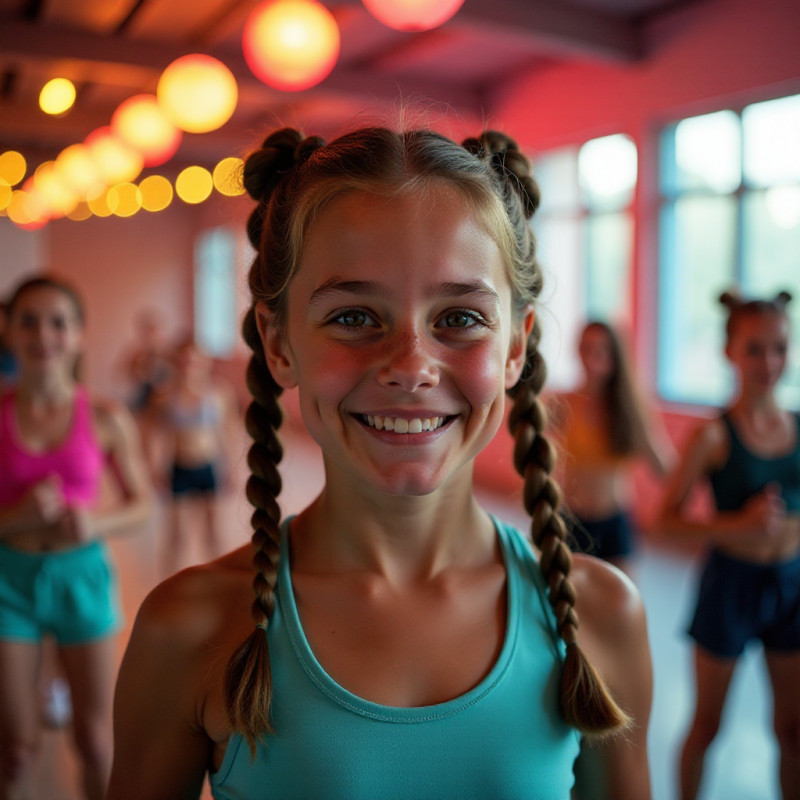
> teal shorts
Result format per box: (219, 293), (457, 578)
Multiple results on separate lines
(0, 541), (123, 645)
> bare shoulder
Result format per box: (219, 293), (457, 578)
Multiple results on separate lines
(135, 545), (255, 649)
(570, 554), (645, 647)
(89, 394), (136, 441)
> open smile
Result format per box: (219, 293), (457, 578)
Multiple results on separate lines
(359, 414), (452, 434)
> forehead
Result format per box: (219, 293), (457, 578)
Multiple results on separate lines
(731, 310), (789, 340)
(12, 286), (80, 318)
(297, 185), (507, 291)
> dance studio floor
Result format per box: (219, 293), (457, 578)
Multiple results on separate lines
(35, 427), (778, 800)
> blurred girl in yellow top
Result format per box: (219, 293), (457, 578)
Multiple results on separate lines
(554, 321), (673, 574)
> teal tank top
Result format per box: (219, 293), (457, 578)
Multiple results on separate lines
(210, 517), (581, 800)
(709, 412), (800, 513)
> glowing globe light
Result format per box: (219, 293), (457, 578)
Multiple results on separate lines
(212, 157), (245, 196)
(0, 182), (12, 211)
(39, 78), (77, 115)
(138, 175), (174, 212)
(111, 94), (182, 166)
(157, 54), (238, 134)
(32, 163), (79, 217)
(86, 185), (114, 217)
(0, 151), (27, 186)
(66, 202), (92, 222)
(56, 144), (103, 196)
(242, 0), (340, 91)
(175, 165), (213, 204)
(85, 127), (144, 184)
(7, 189), (49, 229)
(107, 182), (142, 217)
(361, 0), (464, 31)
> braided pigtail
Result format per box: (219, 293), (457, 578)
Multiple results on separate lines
(223, 127), (323, 754)
(461, 130), (633, 737)
(508, 324), (631, 738)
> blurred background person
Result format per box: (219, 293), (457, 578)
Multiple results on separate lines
(143, 335), (240, 575)
(0, 276), (152, 800)
(552, 320), (674, 575)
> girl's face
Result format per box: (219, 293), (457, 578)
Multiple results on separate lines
(726, 311), (789, 392)
(259, 185), (533, 498)
(7, 286), (84, 379)
(578, 325), (615, 383)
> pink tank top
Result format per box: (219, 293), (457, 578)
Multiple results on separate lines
(0, 388), (104, 508)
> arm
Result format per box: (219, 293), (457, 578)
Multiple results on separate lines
(633, 405), (676, 479)
(571, 556), (653, 800)
(75, 400), (154, 541)
(107, 575), (215, 800)
(655, 422), (785, 545)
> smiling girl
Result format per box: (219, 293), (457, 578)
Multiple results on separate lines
(0, 276), (152, 800)
(109, 127), (652, 799)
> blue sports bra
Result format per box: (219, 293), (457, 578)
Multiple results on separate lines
(210, 516), (581, 799)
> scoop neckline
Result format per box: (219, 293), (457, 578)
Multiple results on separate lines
(276, 514), (519, 724)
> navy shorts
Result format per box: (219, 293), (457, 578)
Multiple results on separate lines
(170, 463), (218, 497)
(689, 548), (800, 658)
(569, 511), (634, 560)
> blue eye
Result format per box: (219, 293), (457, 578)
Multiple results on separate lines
(332, 309), (376, 328)
(438, 310), (484, 329)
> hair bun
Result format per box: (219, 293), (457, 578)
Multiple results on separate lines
(463, 131), (540, 219)
(719, 289), (742, 309)
(775, 290), (793, 309)
(243, 128), (305, 204)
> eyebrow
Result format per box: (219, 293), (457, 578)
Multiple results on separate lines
(308, 278), (500, 306)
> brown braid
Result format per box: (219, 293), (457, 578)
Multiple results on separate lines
(223, 128), (323, 754)
(463, 132), (631, 736)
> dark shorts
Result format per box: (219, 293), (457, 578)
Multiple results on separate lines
(689, 548), (800, 658)
(568, 511), (634, 560)
(170, 463), (218, 497)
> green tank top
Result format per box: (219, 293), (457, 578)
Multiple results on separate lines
(210, 516), (581, 799)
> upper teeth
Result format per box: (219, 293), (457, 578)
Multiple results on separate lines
(365, 415), (446, 433)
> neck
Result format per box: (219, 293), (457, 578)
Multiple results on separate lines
(733, 386), (780, 415)
(16, 374), (75, 404)
(293, 472), (495, 586)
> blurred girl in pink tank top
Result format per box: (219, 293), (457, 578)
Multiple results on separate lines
(0, 275), (153, 800)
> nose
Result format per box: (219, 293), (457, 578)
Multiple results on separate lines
(376, 328), (439, 392)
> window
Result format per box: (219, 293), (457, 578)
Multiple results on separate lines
(194, 227), (238, 357)
(658, 95), (800, 408)
(532, 134), (637, 388)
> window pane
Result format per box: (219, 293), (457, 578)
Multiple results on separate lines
(661, 110), (741, 194)
(195, 227), (237, 358)
(658, 196), (737, 404)
(743, 93), (800, 187)
(579, 134), (637, 210)
(533, 147), (579, 214)
(585, 211), (632, 322)
(742, 190), (800, 407)
(535, 216), (584, 389)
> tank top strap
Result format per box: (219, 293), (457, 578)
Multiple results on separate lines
(0, 391), (13, 440)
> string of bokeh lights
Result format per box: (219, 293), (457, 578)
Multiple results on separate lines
(1, 0), (465, 230)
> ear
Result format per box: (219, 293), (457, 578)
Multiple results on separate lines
(505, 304), (535, 389)
(255, 301), (298, 389)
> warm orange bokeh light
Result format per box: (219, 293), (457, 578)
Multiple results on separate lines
(56, 144), (103, 196)
(157, 54), (238, 134)
(361, 0), (464, 31)
(39, 78), (77, 115)
(0, 150), (27, 186)
(175, 166), (213, 204)
(111, 94), (182, 167)
(212, 157), (245, 196)
(85, 127), (144, 184)
(242, 0), (340, 92)
(138, 175), (174, 212)
(32, 163), (79, 217)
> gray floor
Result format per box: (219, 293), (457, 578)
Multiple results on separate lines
(35, 430), (781, 799)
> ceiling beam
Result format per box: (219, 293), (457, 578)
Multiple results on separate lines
(0, 17), (483, 111)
